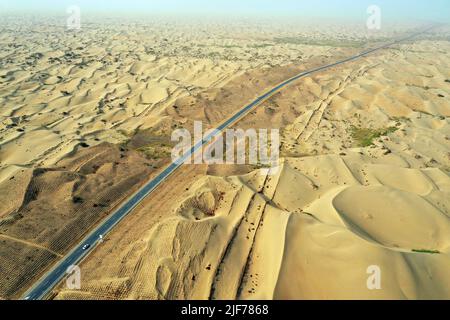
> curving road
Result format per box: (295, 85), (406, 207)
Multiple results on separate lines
(22, 25), (435, 300)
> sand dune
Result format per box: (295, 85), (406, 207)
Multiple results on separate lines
(54, 156), (450, 300)
(1, 16), (449, 300)
(1, 17), (345, 185)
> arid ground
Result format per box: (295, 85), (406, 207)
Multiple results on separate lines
(0, 16), (449, 299)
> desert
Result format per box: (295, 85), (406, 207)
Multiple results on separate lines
(0, 9), (449, 301)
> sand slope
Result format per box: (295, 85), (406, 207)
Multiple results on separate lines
(54, 155), (450, 300)
(0, 142), (164, 298)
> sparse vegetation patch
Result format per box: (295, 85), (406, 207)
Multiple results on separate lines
(274, 37), (366, 48)
(350, 126), (398, 147)
(412, 249), (441, 255)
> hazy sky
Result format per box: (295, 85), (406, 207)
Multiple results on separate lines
(1, 0), (449, 22)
